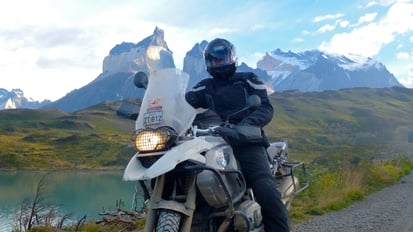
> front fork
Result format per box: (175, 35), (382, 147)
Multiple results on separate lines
(144, 173), (198, 232)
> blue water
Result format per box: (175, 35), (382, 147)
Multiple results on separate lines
(0, 171), (142, 231)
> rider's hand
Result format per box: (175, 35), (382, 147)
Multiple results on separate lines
(238, 117), (256, 126)
(215, 124), (264, 146)
(214, 126), (239, 140)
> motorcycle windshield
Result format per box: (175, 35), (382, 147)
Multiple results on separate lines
(135, 68), (197, 136)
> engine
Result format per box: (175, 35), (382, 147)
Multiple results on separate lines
(196, 144), (244, 208)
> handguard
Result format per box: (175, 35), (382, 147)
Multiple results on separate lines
(215, 125), (263, 146)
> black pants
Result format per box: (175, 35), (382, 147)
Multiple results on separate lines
(233, 144), (290, 232)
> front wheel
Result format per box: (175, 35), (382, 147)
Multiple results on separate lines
(156, 210), (181, 232)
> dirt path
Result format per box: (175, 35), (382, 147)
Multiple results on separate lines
(292, 171), (413, 232)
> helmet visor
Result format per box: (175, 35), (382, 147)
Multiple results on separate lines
(206, 46), (235, 67)
(210, 56), (231, 66)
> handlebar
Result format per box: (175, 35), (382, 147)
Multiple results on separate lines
(193, 125), (220, 136)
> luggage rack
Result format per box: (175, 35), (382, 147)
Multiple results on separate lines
(270, 140), (309, 209)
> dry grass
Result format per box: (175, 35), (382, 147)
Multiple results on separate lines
(290, 157), (413, 223)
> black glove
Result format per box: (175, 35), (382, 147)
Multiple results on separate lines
(215, 125), (263, 146)
(214, 126), (240, 141)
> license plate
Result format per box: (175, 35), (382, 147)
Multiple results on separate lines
(143, 111), (163, 126)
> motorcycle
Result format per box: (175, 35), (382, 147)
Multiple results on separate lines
(123, 67), (308, 231)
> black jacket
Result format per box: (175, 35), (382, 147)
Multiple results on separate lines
(185, 72), (274, 127)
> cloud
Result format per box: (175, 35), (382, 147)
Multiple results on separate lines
(396, 52), (410, 59)
(313, 13), (344, 23)
(339, 21), (350, 28)
(319, 1), (413, 57)
(399, 72), (413, 88)
(293, 37), (304, 43)
(364, 0), (401, 8)
(239, 52), (265, 68)
(358, 12), (378, 24)
(208, 28), (237, 36)
(316, 19), (350, 33)
(317, 24), (336, 33)
(365, 1), (378, 8)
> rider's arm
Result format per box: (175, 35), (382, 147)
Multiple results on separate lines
(185, 79), (210, 109)
(239, 74), (274, 127)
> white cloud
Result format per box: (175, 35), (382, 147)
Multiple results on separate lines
(319, 23), (392, 56)
(406, 67), (413, 88)
(379, 0), (400, 6)
(363, 0), (399, 8)
(208, 28), (237, 37)
(399, 75), (413, 88)
(397, 52), (410, 59)
(358, 12), (378, 24)
(339, 21), (350, 28)
(319, 1), (413, 57)
(238, 52), (265, 69)
(313, 13), (344, 23)
(317, 19), (351, 33)
(365, 1), (378, 8)
(293, 37), (304, 43)
(317, 24), (336, 33)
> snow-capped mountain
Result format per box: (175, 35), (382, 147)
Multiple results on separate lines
(258, 49), (403, 92)
(0, 88), (50, 110)
(40, 27), (404, 112)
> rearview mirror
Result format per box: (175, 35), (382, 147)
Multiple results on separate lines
(247, 95), (261, 108)
(133, 72), (148, 89)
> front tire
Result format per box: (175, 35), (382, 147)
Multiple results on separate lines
(156, 210), (181, 232)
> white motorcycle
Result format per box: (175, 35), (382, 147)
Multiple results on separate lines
(123, 68), (308, 232)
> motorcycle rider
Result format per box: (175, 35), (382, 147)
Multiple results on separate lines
(185, 38), (290, 231)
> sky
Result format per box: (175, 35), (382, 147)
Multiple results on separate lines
(1, 0), (413, 101)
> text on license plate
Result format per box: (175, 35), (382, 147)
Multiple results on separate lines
(143, 111), (163, 125)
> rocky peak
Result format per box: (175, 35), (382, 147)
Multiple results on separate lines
(100, 27), (174, 80)
(183, 40), (209, 88)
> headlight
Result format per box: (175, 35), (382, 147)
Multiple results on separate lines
(216, 151), (228, 169)
(133, 127), (177, 152)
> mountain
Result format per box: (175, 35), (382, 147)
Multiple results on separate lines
(183, 40), (210, 89)
(258, 49), (403, 92)
(43, 27), (404, 112)
(43, 27), (175, 112)
(0, 88), (51, 109)
(182, 44), (401, 93)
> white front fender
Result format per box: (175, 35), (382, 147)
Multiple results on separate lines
(123, 137), (216, 181)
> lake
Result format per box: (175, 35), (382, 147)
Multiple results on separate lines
(0, 170), (142, 231)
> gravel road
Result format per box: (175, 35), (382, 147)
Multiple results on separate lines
(292, 171), (413, 232)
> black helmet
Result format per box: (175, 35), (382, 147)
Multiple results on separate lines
(204, 38), (237, 79)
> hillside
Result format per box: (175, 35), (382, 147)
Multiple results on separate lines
(0, 102), (135, 170)
(267, 86), (413, 164)
(0, 87), (412, 170)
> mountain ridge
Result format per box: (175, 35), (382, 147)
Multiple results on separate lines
(0, 88), (51, 109)
(1, 27), (405, 111)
